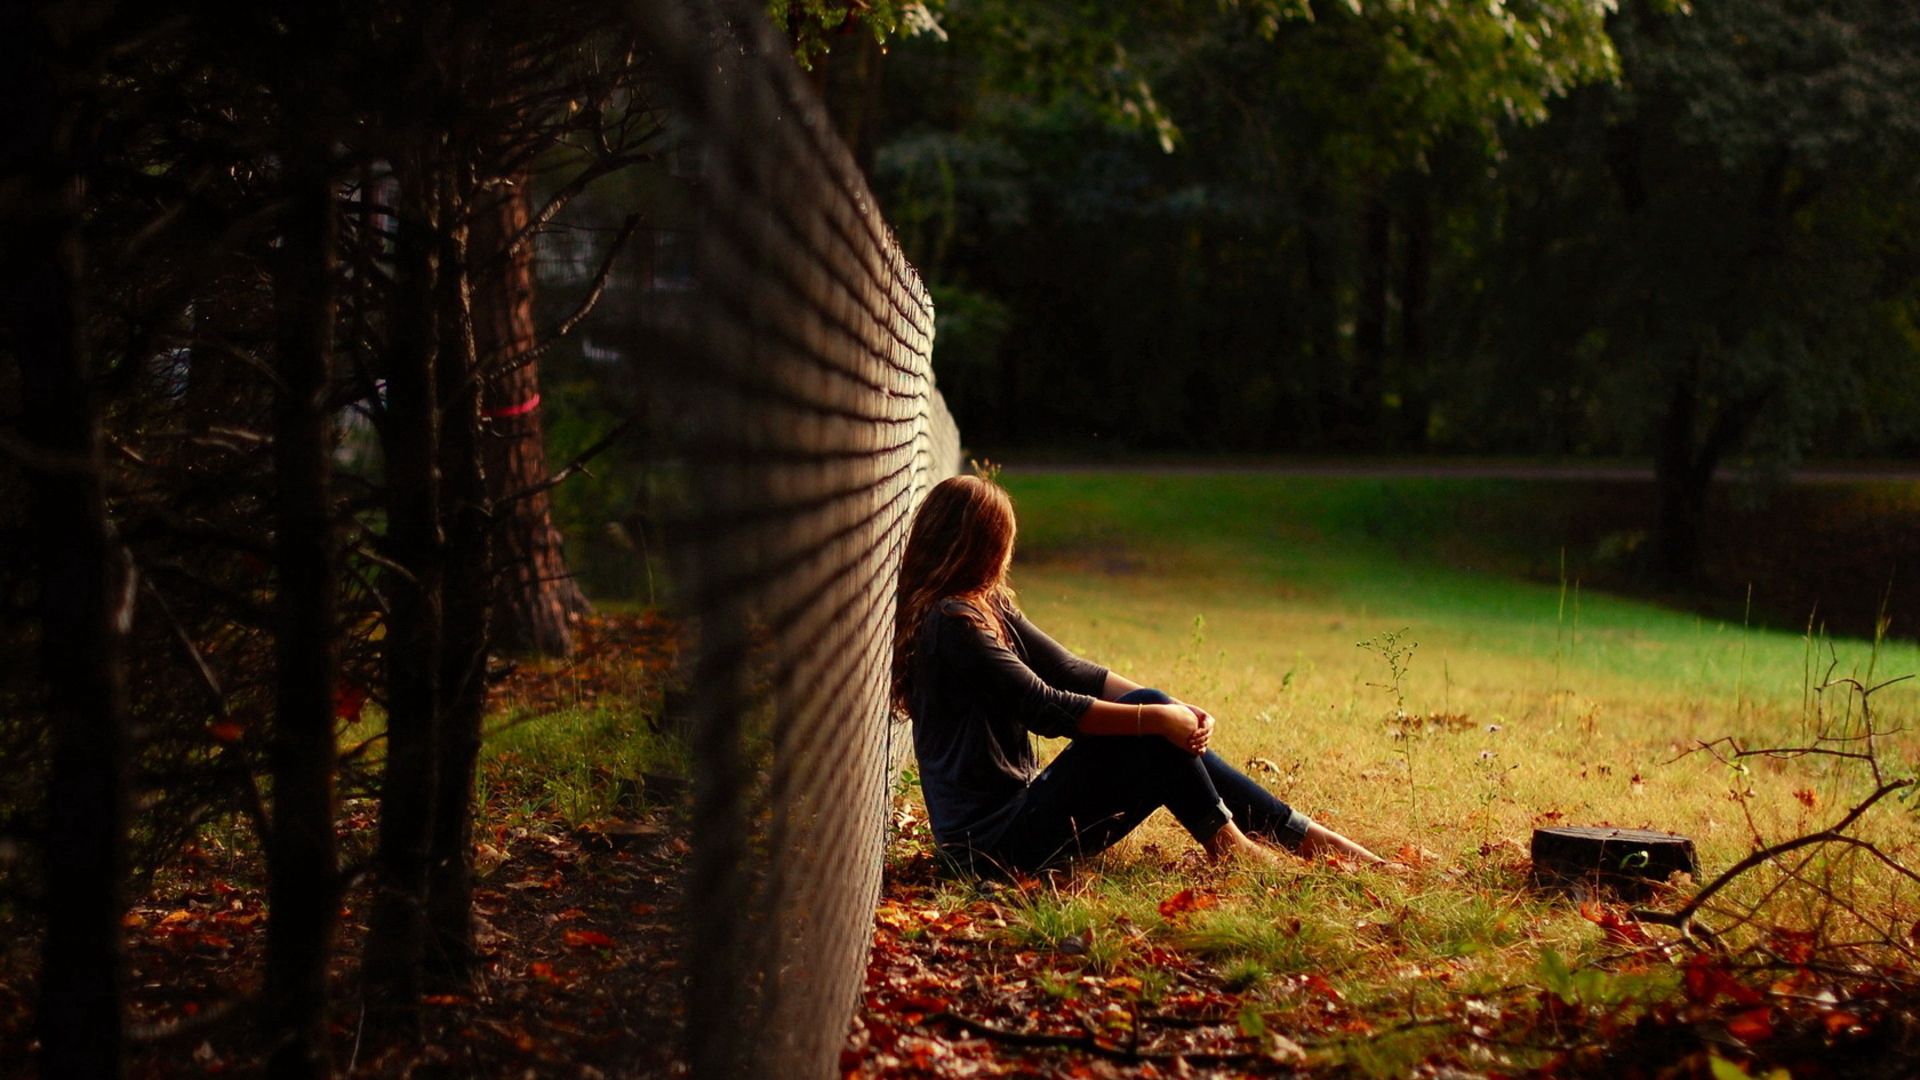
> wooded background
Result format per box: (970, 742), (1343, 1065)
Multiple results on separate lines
(3, 0), (1918, 1077)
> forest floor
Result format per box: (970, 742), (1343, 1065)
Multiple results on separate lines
(7, 474), (1920, 1077)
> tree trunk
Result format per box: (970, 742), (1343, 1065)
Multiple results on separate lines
(363, 154), (445, 1026)
(1653, 369), (1704, 582)
(1352, 190), (1392, 447)
(427, 166), (491, 986)
(264, 136), (341, 1078)
(1297, 183), (1341, 447)
(820, 31), (886, 175)
(1652, 353), (1775, 584)
(473, 179), (590, 657)
(1397, 182), (1433, 450)
(5, 14), (129, 1075)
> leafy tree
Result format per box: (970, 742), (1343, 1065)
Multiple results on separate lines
(1470, 0), (1920, 578)
(865, 0), (1626, 449)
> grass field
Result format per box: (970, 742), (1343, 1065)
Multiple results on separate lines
(896, 469), (1920, 1072)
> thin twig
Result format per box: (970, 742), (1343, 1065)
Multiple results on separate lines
(493, 416), (638, 507)
(471, 213), (642, 390)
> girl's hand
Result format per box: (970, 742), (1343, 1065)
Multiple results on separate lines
(1180, 703), (1216, 755)
(1147, 704), (1209, 756)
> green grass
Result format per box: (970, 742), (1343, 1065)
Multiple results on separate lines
(1003, 471), (1919, 842)
(971, 469), (1920, 1074)
(479, 703), (686, 826)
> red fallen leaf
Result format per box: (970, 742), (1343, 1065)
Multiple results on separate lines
(1578, 901), (1651, 945)
(1301, 973), (1346, 1002)
(1683, 954), (1766, 1007)
(1826, 1010), (1865, 1037)
(196, 933), (234, 950)
(1395, 843), (1440, 867)
(891, 993), (951, 1015)
(206, 720), (246, 744)
(1683, 955), (1714, 1002)
(928, 910), (974, 935)
(422, 993), (466, 1006)
(333, 681), (369, 723)
(1157, 888), (1219, 921)
(553, 908), (587, 922)
(1767, 927), (1816, 965)
(527, 961), (575, 987)
(630, 903), (656, 917)
(563, 929), (616, 949)
(1727, 1006), (1773, 1042)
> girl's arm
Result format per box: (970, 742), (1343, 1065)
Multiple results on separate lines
(1102, 670), (1214, 754)
(1101, 670), (1145, 700)
(1002, 609), (1209, 751)
(1076, 698), (1208, 753)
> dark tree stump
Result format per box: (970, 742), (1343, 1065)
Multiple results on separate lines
(1531, 826), (1697, 898)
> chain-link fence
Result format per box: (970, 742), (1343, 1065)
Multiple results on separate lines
(624, 3), (960, 1076)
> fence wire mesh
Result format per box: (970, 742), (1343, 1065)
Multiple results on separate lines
(623, 3), (960, 1076)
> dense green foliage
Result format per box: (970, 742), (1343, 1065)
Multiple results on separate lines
(848, 0), (1920, 472)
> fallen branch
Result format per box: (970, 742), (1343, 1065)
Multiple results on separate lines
(1633, 779), (1917, 932)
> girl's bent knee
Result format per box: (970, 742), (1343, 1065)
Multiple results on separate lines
(1117, 687), (1176, 706)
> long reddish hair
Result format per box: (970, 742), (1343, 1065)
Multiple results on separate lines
(891, 475), (1018, 716)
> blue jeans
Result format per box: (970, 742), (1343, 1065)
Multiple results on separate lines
(968, 689), (1312, 873)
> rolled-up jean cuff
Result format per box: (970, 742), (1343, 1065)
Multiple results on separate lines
(1179, 799), (1233, 842)
(1270, 807), (1312, 850)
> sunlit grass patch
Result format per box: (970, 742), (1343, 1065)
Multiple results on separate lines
(479, 703), (686, 826)
(885, 470), (1920, 1073)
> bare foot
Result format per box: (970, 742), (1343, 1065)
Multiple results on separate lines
(1297, 822), (1387, 866)
(1205, 822), (1281, 865)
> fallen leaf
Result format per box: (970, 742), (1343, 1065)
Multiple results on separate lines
(1727, 1006), (1773, 1042)
(1578, 901), (1651, 945)
(206, 721), (246, 744)
(1157, 888), (1219, 921)
(1395, 844), (1440, 867)
(333, 681), (369, 723)
(564, 929), (616, 949)
(1825, 1010), (1865, 1037)
(1266, 1033), (1308, 1066)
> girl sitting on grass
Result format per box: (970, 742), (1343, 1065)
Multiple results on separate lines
(892, 473), (1389, 875)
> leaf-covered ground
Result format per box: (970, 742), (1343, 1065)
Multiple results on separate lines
(83, 803), (687, 1078)
(842, 808), (1920, 1078)
(0, 612), (691, 1078)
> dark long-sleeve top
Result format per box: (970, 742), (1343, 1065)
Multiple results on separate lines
(907, 598), (1109, 851)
